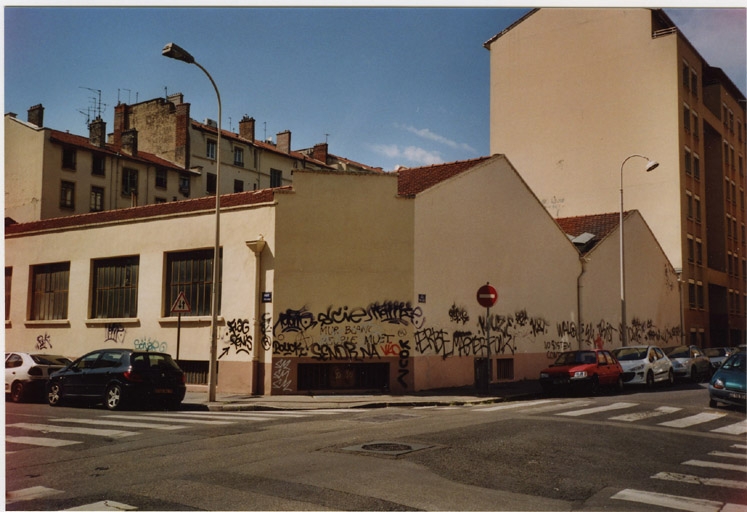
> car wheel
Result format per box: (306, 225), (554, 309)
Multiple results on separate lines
(690, 367), (698, 383)
(10, 381), (25, 403)
(47, 382), (63, 406)
(589, 376), (600, 395)
(645, 371), (655, 390)
(105, 383), (123, 410)
(709, 398), (718, 409)
(667, 369), (675, 386)
(615, 375), (624, 393)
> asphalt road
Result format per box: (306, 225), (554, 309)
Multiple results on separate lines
(6, 383), (746, 511)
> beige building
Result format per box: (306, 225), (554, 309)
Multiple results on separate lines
(5, 95), (381, 224)
(484, 8), (746, 347)
(5, 155), (681, 394)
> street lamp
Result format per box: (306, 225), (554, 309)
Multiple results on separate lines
(619, 154), (658, 346)
(163, 42), (222, 402)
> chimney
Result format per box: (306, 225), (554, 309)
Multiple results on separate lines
(239, 116), (255, 142)
(277, 130), (291, 153)
(167, 92), (184, 106)
(113, 103), (129, 148)
(312, 142), (328, 164)
(89, 117), (107, 148)
(27, 104), (44, 127)
(121, 129), (138, 155)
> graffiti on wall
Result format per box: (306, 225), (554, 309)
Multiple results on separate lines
(272, 359), (293, 392)
(134, 337), (168, 352)
(36, 332), (52, 350)
(105, 323), (126, 344)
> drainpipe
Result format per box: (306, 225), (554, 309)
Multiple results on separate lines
(246, 237), (266, 395)
(675, 268), (684, 344)
(577, 257), (588, 350)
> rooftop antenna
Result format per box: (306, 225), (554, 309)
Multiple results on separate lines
(229, 116), (232, 132)
(263, 122), (267, 141)
(79, 86), (105, 120)
(325, 133), (329, 144)
(118, 88), (132, 105)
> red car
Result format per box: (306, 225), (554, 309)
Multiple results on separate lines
(540, 349), (624, 395)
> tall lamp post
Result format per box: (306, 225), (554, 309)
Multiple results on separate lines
(162, 42), (222, 402)
(619, 154), (658, 346)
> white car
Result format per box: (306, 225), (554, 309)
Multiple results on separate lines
(5, 352), (72, 403)
(612, 345), (674, 388)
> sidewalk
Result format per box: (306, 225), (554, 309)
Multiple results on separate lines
(182, 380), (545, 411)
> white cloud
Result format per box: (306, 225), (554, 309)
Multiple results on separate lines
(369, 143), (443, 167)
(396, 123), (478, 153)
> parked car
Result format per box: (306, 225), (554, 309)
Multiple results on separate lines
(708, 351), (746, 410)
(5, 352), (72, 403)
(612, 345), (674, 388)
(663, 345), (711, 383)
(540, 349), (624, 395)
(703, 347), (733, 370)
(47, 349), (186, 410)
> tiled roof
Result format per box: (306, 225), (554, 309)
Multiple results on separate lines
(555, 212), (623, 239)
(396, 156), (493, 196)
(49, 130), (183, 171)
(5, 188), (282, 236)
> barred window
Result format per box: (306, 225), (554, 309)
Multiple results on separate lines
(31, 262), (70, 320)
(91, 256), (139, 319)
(62, 147), (76, 170)
(122, 168), (138, 197)
(165, 249), (222, 317)
(90, 186), (104, 212)
(92, 154), (105, 176)
(60, 181), (75, 209)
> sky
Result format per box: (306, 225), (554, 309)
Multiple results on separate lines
(3, 5), (746, 172)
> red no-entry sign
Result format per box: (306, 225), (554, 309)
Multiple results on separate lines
(476, 284), (498, 308)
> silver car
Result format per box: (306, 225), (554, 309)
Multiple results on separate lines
(5, 352), (72, 402)
(663, 345), (712, 383)
(703, 347), (734, 370)
(612, 345), (674, 388)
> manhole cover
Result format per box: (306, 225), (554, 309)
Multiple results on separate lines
(341, 441), (433, 457)
(362, 443), (413, 452)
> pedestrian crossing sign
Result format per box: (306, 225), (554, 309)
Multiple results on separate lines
(171, 291), (191, 313)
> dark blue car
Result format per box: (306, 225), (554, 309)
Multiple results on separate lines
(708, 352), (746, 410)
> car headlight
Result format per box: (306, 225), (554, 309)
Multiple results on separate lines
(630, 364), (644, 372)
(672, 361), (683, 369)
(540, 372), (549, 379)
(572, 371), (588, 379)
(712, 378), (725, 390)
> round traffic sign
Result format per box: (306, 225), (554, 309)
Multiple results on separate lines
(476, 284), (498, 308)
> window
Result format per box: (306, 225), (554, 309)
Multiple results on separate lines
(682, 62), (690, 90)
(5, 267), (12, 321)
(155, 168), (167, 189)
(688, 282), (696, 308)
(691, 71), (698, 97)
(207, 173), (217, 194)
(122, 168), (138, 197)
(206, 139), (217, 160)
(234, 179), (244, 193)
(687, 236), (694, 262)
(62, 147), (76, 170)
(91, 256), (139, 319)
(692, 112), (699, 138)
(234, 147), (244, 167)
(165, 249), (222, 317)
(90, 186), (104, 212)
(694, 196), (701, 222)
(92, 154), (105, 176)
(693, 154), (700, 180)
(30, 262), (70, 320)
(179, 174), (191, 197)
(60, 181), (75, 209)
(696, 239), (703, 265)
(270, 169), (283, 188)
(684, 147), (692, 175)
(686, 191), (693, 219)
(683, 105), (690, 132)
(697, 283), (704, 309)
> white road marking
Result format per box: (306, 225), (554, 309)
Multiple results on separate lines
(609, 406), (681, 422)
(683, 459), (747, 472)
(556, 402), (638, 417)
(711, 419), (747, 435)
(6, 486), (64, 505)
(652, 471), (747, 490)
(709, 450), (747, 460)
(477, 399), (557, 411)
(9, 422), (138, 438)
(611, 488), (724, 512)
(50, 418), (186, 430)
(65, 500), (138, 510)
(658, 412), (726, 429)
(6, 435), (82, 447)
(110, 414), (238, 424)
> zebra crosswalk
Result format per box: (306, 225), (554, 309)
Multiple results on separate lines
(473, 398), (747, 436)
(5, 408), (358, 450)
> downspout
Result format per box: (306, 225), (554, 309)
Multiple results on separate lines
(246, 237), (266, 395)
(676, 268), (684, 344)
(577, 256), (588, 350)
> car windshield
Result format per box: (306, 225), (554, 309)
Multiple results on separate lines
(720, 353), (746, 372)
(31, 354), (72, 366)
(703, 348), (724, 358)
(613, 348), (647, 361)
(554, 351), (596, 365)
(664, 346), (690, 358)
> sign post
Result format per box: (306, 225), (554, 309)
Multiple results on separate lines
(476, 283), (498, 393)
(171, 291), (192, 360)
